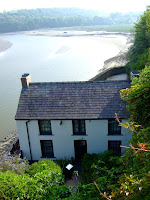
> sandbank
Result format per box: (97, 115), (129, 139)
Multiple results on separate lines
(0, 38), (13, 53)
(27, 29), (129, 56)
(27, 29), (130, 67)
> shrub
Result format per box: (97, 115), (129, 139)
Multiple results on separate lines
(27, 160), (62, 176)
(0, 171), (43, 200)
(27, 160), (65, 186)
(81, 151), (115, 184)
(0, 160), (72, 199)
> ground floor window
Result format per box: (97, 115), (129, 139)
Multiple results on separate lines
(108, 140), (121, 155)
(40, 140), (54, 158)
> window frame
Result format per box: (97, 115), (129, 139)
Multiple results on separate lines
(72, 119), (86, 135)
(108, 140), (121, 155)
(108, 119), (121, 135)
(40, 140), (54, 158)
(38, 120), (52, 135)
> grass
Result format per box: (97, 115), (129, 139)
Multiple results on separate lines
(45, 24), (134, 33)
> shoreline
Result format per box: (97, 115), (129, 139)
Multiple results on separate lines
(101, 36), (132, 70)
(91, 36), (133, 80)
(0, 131), (18, 158)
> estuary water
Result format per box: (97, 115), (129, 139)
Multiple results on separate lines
(0, 32), (127, 139)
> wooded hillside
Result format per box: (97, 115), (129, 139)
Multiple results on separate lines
(0, 8), (140, 33)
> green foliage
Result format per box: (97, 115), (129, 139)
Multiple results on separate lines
(28, 159), (61, 176)
(121, 66), (150, 127)
(79, 152), (122, 197)
(111, 66), (150, 199)
(82, 153), (99, 184)
(126, 8), (150, 73)
(54, 24), (133, 33)
(67, 151), (123, 199)
(0, 155), (29, 174)
(27, 160), (65, 187)
(0, 170), (72, 200)
(0, 8), (140, 33)
(81, 151), (114, 184)
(74, 183), (104, 200)
(0, 171), (44, 200)
(0, 160), (72, 199)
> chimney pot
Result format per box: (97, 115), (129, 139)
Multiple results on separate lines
(21, 73), (31, 88)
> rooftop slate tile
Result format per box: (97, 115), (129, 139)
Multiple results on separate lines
(15, 80), (131, 120)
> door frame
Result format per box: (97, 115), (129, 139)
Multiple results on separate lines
(74, 140), (87, 161)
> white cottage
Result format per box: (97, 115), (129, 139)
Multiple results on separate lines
(15, 74), (132, 161)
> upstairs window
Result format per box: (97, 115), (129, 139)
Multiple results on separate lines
(39, 120), (52, 135)
(108, 140), (121, 155)
(40, 140), (54, 158)
(73, 120), (86, 135)
(108, 119), (121, 135)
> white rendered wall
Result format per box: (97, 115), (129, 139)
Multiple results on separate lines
(16, 119), (132, 161)
(106, 73), (128, 81)
(16, 120), (31, 160)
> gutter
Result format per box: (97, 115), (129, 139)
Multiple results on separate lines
(26, 120), (32, 161)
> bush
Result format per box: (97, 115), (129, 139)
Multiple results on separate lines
(0, 171), (43, 200)
(27, 160), (62, 176)
(81, 151), (115, 184)
(0, 160), (72, 199)
(27, 160), (65, 186)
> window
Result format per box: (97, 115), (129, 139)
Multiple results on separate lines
(108, 119), (121, 135)
(73, 120), (86, 135)
(108, 140), (121, 155)
(40, 140), (54, 158)
(39, 120), (52, 135)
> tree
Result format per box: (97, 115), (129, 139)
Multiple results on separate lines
(93, 67), (150, 200)
(126, 8), (150, 72)
(121, 66), (150, 127)
(114, 66), (150, 199)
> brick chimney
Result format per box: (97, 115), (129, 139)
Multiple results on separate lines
(21, 73), (31, 88)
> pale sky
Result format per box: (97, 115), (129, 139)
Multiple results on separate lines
(0, 0), (150, 13)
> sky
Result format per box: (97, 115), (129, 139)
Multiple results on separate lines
(0, 0), (150, 13)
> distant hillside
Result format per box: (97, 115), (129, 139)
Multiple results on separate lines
(0, 8), (141, 33)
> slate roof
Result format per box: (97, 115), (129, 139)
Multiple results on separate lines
(15, 81), (131, 120)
